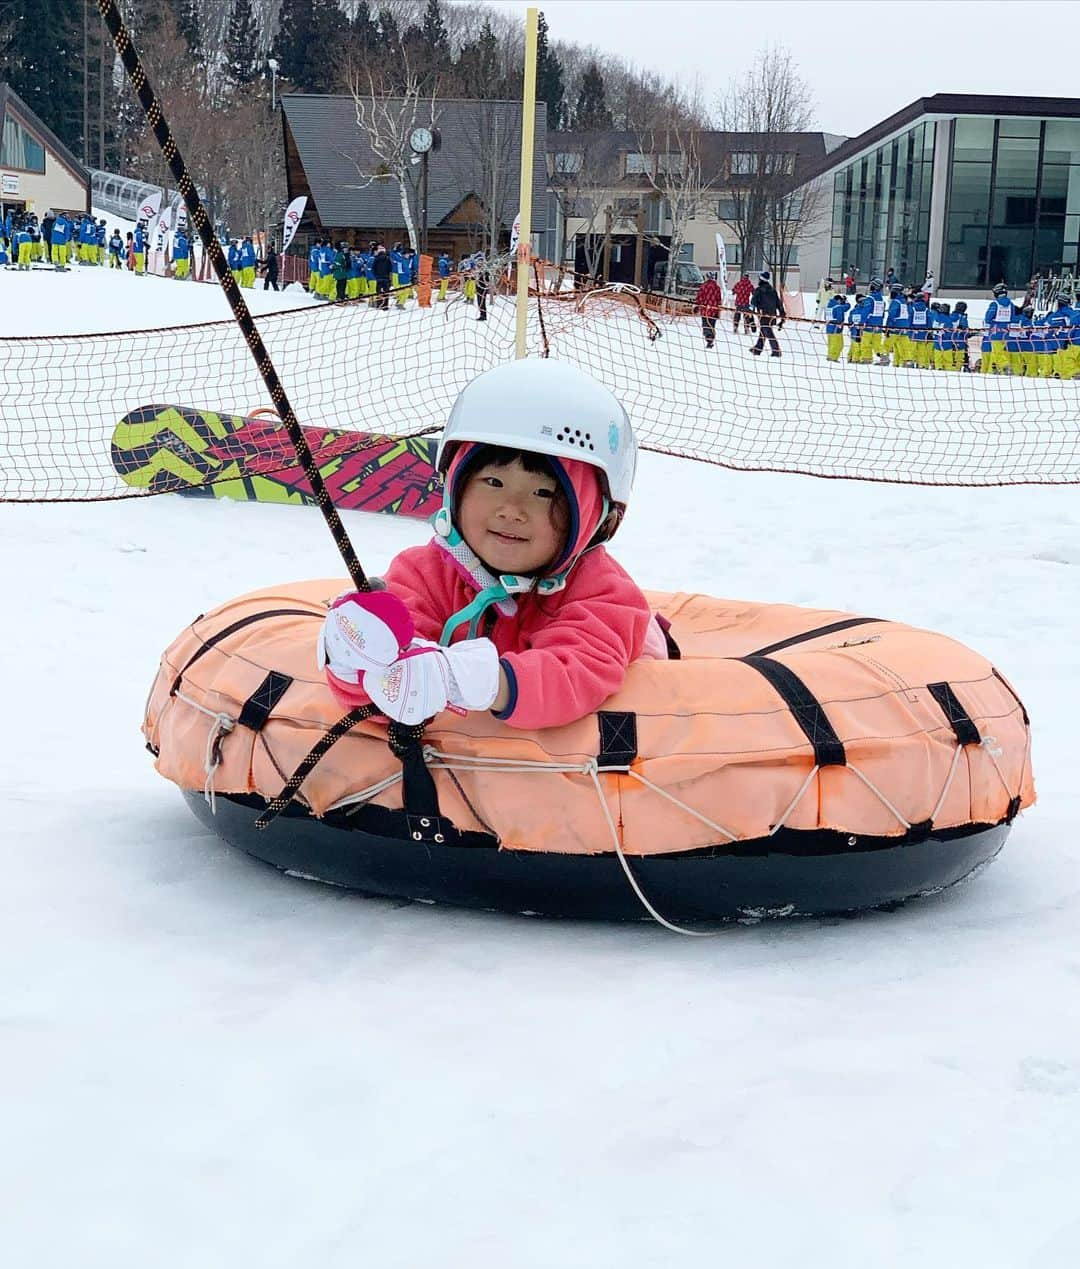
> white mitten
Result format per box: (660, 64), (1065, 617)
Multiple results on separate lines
(363, 638), (500, 725)
(317, 590), (415, 684)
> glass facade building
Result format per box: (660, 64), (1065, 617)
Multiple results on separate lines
(824, 104), (1080, 291)
(944, 117), (1080, 288)
(830, 121), (935, 283)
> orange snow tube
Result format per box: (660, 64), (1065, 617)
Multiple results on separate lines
(144, 581), (1034, 922)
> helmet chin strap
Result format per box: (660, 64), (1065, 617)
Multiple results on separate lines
(432, 492), (610, 646)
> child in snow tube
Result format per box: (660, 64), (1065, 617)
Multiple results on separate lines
(318, 360), (668, 730)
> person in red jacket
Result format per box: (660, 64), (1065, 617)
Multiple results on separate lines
(318, 360), (669, 731)
(695, 272), (723, 348)
(732, 272), (756, 333)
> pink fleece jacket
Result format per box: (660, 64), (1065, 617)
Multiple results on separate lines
(382, 541), (654, 730)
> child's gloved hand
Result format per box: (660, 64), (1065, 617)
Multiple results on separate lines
(363, 638), (500, 725)
(318, 591), (500, 724)
(317, 590), (416, 681)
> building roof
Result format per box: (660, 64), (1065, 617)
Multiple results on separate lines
(0, 82), (90, 187)
(547, 128), (837, 188)
(282, 94), (548, 231)
(798, 93), (1080, 184)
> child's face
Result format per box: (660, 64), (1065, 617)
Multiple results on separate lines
(457, 458), (569, 577)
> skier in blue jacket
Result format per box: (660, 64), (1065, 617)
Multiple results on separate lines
(172, 229), (190, 279)
(239, 236), (257, 287)
(982, 284), (1015, 373)
(824, 292), (850, 361)
(1045, 296), (1075, 378)
(861, 279), (887, 362)
(437, 250), (451, 301)
(308, 240), (321, 292)
(50, 212), (72, 267)
(847, 293), (869, 363)
(885, 286), (911, 366)
(908, 291), (932, 368)
(133, 222), (147, 273)
(929, 304), (951, 370)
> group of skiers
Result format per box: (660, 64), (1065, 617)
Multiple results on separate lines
(1, 210), (116, 270)
(0, 209), (197, 278)
(823, 279), (1080, 376)
(304, 240), (489, 316)
(696, 270), (788, 356)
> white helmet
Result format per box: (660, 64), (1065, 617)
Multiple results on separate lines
(436, 359), (637, 509)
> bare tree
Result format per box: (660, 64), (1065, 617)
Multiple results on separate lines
(714, 46), (817, 286)
(444, 101), (522, 255)
(221, 81), (286, 238)
(766, 173), (828, 287)
(547, 132), (616, 278)
(637, 106), (722, 295)
(345, 45), (441, 250)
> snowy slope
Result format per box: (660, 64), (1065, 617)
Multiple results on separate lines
(2, 267), (1079, 1268)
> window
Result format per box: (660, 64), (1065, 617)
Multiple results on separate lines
(831, 120), (935, 286)
(0, 117), (45, 173)
(764, 151), (796, 175)
(656, 152), (683, 174)
(678, 242), (694, 261)
(768, 245), (799, 266)
(726, 241), (742, 265)
(645, 196), (667, 233)
(717, 196), (739, 220)
(730, 151), (758, 175)
(624, 152), (652, 176)
(553, 152), (583, 174)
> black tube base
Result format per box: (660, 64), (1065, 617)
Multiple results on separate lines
(182, 790), (1009, 923)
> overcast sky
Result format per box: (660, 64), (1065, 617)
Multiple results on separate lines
(474, 0), (1078, 138)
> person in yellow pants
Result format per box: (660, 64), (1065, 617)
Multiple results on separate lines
(907, 292), (932, 367)
(824, 292), (849, 361)
(436, 251), (451, 300)
(846, 295), (868, 362)
(16, 226), (33, 269)
(1006, 319), (1029, 375)
(1062, 321), (1080, 380)
(1046, 296), (1076, 377)
(240, 236), (257, 287)
(1030, 315), (1054, 377)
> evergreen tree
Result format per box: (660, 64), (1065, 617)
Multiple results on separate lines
(376, 6), (401, 54)
(455, 18), (501, 99)
(275, 0), (345, 93)
(225, 0), (260, 87)
(574, 61), (612, 130)
(274, 0), (317, 89)
(420, 0), (450, 72)
(348, 0), (379, 52)
(4, 0), (83, 153)
(535, 11), (565, 131)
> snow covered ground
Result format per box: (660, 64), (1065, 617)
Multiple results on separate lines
(3, 265), (1080, 1267)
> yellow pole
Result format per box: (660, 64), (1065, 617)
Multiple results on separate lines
(514, 7), (539, 359)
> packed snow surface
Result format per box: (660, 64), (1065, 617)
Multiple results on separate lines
(2, 264), (1079, 1268)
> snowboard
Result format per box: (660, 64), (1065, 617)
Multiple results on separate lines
(111, 403), (442, 519)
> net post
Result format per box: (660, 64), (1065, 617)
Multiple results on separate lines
(514, 7), (539, 361)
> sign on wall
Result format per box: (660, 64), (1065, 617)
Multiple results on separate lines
(1, 174), (19, 195)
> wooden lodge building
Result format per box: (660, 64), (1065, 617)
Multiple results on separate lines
(280, 95), (548, 261)
(0, 83), (90, 226)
